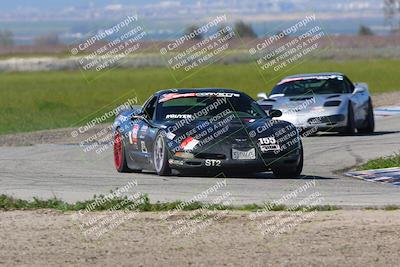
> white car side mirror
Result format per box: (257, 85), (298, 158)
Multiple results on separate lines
(353, 87), (366, 94)
(257, 92), (268, 99)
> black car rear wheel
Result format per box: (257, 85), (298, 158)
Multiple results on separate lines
(114, 130), (142, 173)
(114, 130), (131, 173)
(153, 132), (171, 176)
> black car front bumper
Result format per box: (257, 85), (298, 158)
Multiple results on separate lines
(168, 146), (301, 173)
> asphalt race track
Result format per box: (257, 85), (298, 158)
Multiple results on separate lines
(0, 115), (399, 207)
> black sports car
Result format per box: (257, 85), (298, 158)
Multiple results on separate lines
(112, 88), (303, 178)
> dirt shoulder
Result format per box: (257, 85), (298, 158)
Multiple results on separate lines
(0, 123), (112, 147)
(0, 210), (399, 266)
(371, 91), (400, 107)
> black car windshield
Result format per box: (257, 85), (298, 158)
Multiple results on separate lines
(271, 76), (347, 96)
(156, 92), (266, 122)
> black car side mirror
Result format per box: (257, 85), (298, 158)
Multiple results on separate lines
(131, 114), (143, 120)
(131, 111), (152, 124)
(268, 109), (282, 118)
(131, 109), (144, 120)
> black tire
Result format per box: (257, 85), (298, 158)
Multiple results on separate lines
(358, 99), (375, 134)
(344, 103), (356, 135)
(153, 132), (171, 176)
(114, 130), (131, 173)
(272, 140), (304, 178)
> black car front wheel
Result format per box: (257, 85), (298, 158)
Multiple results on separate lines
(272, 142), (304, 179)
(153, 132), (171, 176)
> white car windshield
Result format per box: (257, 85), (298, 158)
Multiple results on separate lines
(271, 77), (349, 96)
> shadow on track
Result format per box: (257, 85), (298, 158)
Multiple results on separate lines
(305, 130), (399, 138)
(170, 170), (336, 180)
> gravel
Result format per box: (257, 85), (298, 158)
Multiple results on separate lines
(0, 210), (399, 266)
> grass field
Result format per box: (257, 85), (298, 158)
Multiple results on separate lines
(357, 153), (400, 171)
(0, 59), (400, 135)
(0, 194), (339, 212)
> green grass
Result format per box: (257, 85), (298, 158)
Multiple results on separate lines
(383, 205), (400, 211)
(357, 152), (400, 171)
(364, 205), (400, 211)
(0, 194), (340, 212)
(0, 60), (399, 135)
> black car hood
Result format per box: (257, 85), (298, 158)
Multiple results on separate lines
(162, 118), (295, 150)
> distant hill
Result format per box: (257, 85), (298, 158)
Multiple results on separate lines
(0, 0), (389, 44)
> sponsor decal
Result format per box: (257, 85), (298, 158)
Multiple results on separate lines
(159, 92), (240, 103)
(129, 124), (140, 144)
(139, 125), (148, 138)
(195, 92), (240, 98)
(166, 131), (176, 140)
(159, 93), (196, 103)
(166, 114), (194, 119)
(258, 137), (280, 152)
(278, 75), (343, 85)
(140, 140), (148, 153)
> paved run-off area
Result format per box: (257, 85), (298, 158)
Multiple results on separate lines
(0, 115), (399, 207)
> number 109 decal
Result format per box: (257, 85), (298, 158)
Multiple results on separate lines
(258, 137), (280, 152)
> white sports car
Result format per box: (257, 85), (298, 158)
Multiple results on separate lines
(257, 73), (375, 135)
